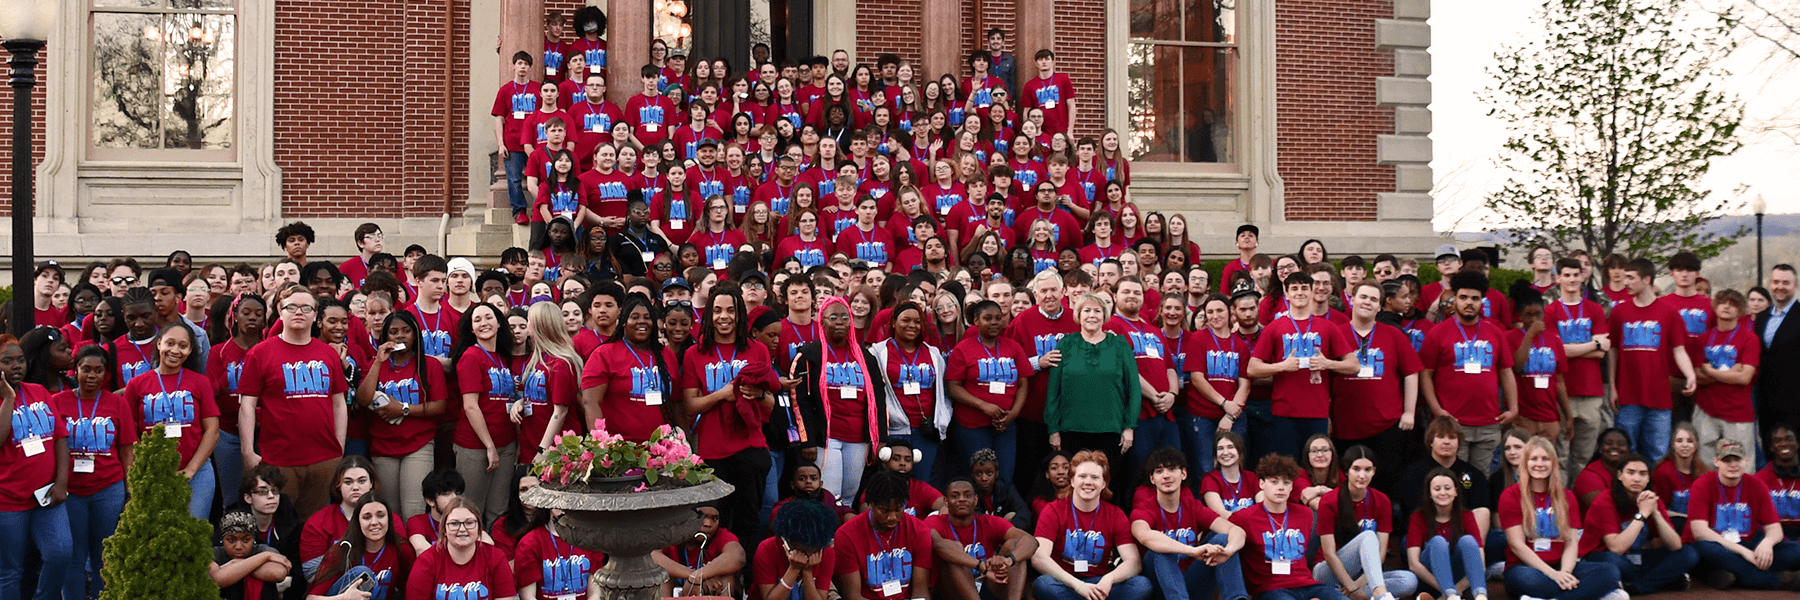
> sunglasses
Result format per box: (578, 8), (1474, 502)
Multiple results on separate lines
(111, 276), (138, 286)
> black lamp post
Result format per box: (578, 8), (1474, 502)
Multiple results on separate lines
(4, 1), (56, 336)
(1755, 193), (1767, 287)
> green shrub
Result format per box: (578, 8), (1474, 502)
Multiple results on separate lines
(99, 425), (218, 600)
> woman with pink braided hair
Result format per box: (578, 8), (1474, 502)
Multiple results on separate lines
(791, 294), (901, 501)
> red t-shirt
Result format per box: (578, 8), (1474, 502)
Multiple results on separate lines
(579, 168), (632, 226)
(1186, 330), (1246, 419)
(581, 341), (679, 442)
(752, 535), (837, 592)
(1200, 470), (1260, 514)
(818, 342), (876, 444)
(406, 513), (440, 546)
(662, 527), (740, 570)
(0, 385), (63, 511)
(301, 505), (351, 564)
(1316, 488), (1394, 539)
(1012, 206), (1083, 251)
(833, 224), (897, 268)
(1331, 323), (1423, 439)
(1404, 511), (1484, 550)
(1650, 461), (1698, 517)
(671, 124), (725, 161)
(51, 389), (137, 496)
(1419, 318), (1515, 426)
(1685, 472), (1777, 543)
(681, 342), (777, 460)
(1693, 324), (1759, 423)
(1032, 498), (1134, 578)
(882, 340), (941, 430)
(1251, 315), (1352, 419)
(307, 543), (414, 599)
(514, 529), (604, 598)
(1130, 495), (1223, 569)
(406, 542), (517, 600)
(520, 110), (574, 149)
(237, 337), (349, 466)
(368, 357), (449, 458)
(924, 513), (1015, 574)
(1006, 305), (1079, 422)
(406, 302), (462, 359)
(1752, 465), (1800, 527)
(516, 354), (579, 463)
(124, 368), (219, 466)
(1228, 503), (1318, 594)
(1021, 73), (1077, 134)
(1496, 485), (1580, 567)
(945, 336), (1034, 429)
(1656, 293), (1715, 339)
(1107, 315), (1175, 420)
(624, 93), (678, 146)
(1572, 460), (1613, 506)
(454, 346), (519, 450)
(568, 99), (626, 159)
(492, 80), (539, 152)
(1579, 494), (1670, 556)
(833, 513), (937, 600)
(691, 228), (751, 277)
(111, 336), (158, 390)
(1504, 328), (1568, 423)
(1543, 299), (1608, 397)
(1608, 300), (1685, 409)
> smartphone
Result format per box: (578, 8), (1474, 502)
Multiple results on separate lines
(33, 484), (52, 507)
(349, 571), (374, 592)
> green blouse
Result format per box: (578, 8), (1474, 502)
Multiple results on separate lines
(1045, 331), (1142, 434)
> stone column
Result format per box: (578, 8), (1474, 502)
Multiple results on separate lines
(919, 0), (960, 81)
(608, 0), (652, 103)
(1015, 0), (1055, 91)
(499, 0), (546, 82)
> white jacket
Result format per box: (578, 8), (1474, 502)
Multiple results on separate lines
(865, 338), (953, 440)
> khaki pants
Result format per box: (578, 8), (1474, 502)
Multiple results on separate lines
(1693, 408), (1757, 464)
(373, 441), (436, 521)
(1458, 423), (1503, 474)
(454, 443), (518, 526)
(1565, 395), (1610, 475)
(275, 458), (343, 518)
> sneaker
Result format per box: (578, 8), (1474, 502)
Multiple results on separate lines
(1674, 574), (1691, 592)
(1486, 561), (1506, 581)
(1599, 588), (1630, 600)
(513, 209), (527, 225)
(1706, 569), (1736, 590)
(1519, 596), (1546, 600)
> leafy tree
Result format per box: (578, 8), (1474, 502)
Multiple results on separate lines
(1481, 0), (1746, 263)
(99, 425), (217, 600)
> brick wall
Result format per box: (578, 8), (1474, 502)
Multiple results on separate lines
(0, 45), (48, 219)
(1274, 0), (1394, 221)
(854, 0), (1107, 138)
(276, 0), (471, 219)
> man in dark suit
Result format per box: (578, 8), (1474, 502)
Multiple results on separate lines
(1755, 264), (1800, 453)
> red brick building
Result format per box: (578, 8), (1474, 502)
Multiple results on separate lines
(1, 0), (1434, 263)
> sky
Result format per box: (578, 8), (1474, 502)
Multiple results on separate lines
(1428, 0), (1800, 232)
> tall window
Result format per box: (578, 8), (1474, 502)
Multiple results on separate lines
(1128, 0), (1235, 164)
(90, 0), (236, 159)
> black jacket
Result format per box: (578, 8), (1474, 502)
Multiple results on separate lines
(1756, 301), (1800, 416)
(791, 340), (895, 446)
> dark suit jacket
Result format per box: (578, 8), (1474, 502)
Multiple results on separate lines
(1755, 301), (1800, 416)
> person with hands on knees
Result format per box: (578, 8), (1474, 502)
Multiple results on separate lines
(1580, 452), (1696, 595)
(0, 333), (73, 600)
(1130, 447), (1248, 600)
(834, 470), (936, 600)
(756, 497), (838, 600)
(407, 498), (519, 600)
(1498, 437), (1623, 600)
(926, 477), (1039, 600)
(1228, 454), (1349, 600)
(1314, 446), (1417, 600)
(655, 502), (745, 597)
(1406, 468), (1489, 600)
(1030, 451), (1152, 600)
(212, 511), (294, 600)
(1687, 438), (1800, 590)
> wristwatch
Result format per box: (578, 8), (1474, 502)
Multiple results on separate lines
(401, 404), (412, 417)
(1633, 513), (1646, 522)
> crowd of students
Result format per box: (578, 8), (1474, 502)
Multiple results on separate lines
(6, 16), (1800, 600)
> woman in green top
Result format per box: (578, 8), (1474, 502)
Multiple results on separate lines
(1047, 292), (1142, 499)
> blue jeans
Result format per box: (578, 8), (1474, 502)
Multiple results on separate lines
(214, 431), (243, 509)
(1615, 405), (1671, 463)
(326, 565), (396, 600)
(1031, 573), (1152, 600)
(1177, 410), (1246, 475)
(899, 431), (945, 485)
(1693, 534), (1800, 589)
(1584, 546), (1697, 594)
(1502, 562), (1620, 600)
(1419, 534), (1487, 597)
(1257, 583), (1350, 600)
(1127, 417), (1182, 478)
(949, 425), (1014, 485)
(1264, 416), (1329, 463)
(1311, 530), (1419, 597)
(0, 504), (72, 600)
(762, 449), (785, 532)
(504, 150), (529, 212)
(1142, 533), (1248, 600)
(63, 481), (126, 600)
(344, 438), (370, 459)
(188, 460), (216, 520)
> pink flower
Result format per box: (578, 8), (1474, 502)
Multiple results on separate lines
(634, 483), (647, 491)
(579, 451), (595, 461)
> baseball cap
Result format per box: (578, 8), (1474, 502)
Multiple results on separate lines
(740, 270), (768, 285)
(145, 267), (182, 289)
(446, 257), (477, 279)
(697, 138), (720, 149)
(1236, 224), (1259, 238)
(33, 260), (64, 281)
(663, 277), (691, 291)
(847, 259), (871, 271)
(1434, 244), (1460, 262)
(1228, 280), (1261, 303)
(1716, 438), (1748, 460)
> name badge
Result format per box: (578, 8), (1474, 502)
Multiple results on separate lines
(74, 457), (96, 473)
(1297, 356), (1311, 370)
(1724, 530), (1742, 543)
(640, 251), (655, 263)
(670, 219), (684, 230)
(645, 390), (664, 406)
(1533, 537), (1551, 552)
(940, 205), (952, 215)
(712, 259), (727, 269)
(164, 423), (185, 439)
(840, 386), (857, 399)
(1534, 375), (1549, 389)
(546, 66), (557, 76)
(1463, 362), (1480, 374)
(904, 381), (921, 395)
(589, 65), (601, 74)
(589, 123), (602, 133)
(1270, 560), (1291, 575)
(21, 436), (44, 457)
(645, 124), (658, 133)
(513, 110), (526, 120)
(1073, 560), (1089, 573)
(988, 381), (1006, 395)
(734, 204), (746, 213)
(1146, 347), (1161, 359)
(881, 581), (902, 596)
(1358, 365), (1375, 378)
(1044, 100), (1058, 109)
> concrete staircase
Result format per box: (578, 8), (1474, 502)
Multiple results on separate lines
(445, 166), (529, 257)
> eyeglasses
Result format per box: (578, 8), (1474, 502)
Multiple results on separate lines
(249, 487), (279, 498)
(280, 304), (317, 315)
(445, 520), (480, 531)
(1309, 448), (1333, 454)
(666, 300), (694, 309)
(111, 276), (138, 286)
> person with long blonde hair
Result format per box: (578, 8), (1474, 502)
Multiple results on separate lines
(517, 303), (583, 462)
(1498, 437), (1621, 600)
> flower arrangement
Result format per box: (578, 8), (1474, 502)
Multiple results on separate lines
(535, 420), (715, 489)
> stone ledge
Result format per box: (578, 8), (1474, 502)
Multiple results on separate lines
(1395, 49), (1432, 77)
(1395, 106), (1433, 134)
(1376, 77), (1432, 106)
(1396, 165), (1434, 193)
(1377, 134), (1434, 164)
(1375, 19), (1431, 49)
(1393, 0), (1430, 20)
(1378, 192), (1436, 221)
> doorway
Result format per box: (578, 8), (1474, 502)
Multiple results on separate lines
(690, 0), (812, 72)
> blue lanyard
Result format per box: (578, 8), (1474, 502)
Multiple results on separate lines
(950, 517), (977, 546)
(867, 513), (897, 552)
(713, 346), (738, 371)
(890, 339), (924, 371)
(1352, 326), (1374, 360)
(1558, 300), (1583, 323)
(1069, 501), (1096, 533)
(1285, 314), (1313, 341)
(1165, 330), (1184, 363)
(1115, 315), (1150, 336)
(1210, 329), (1238, 356)
(1708, 325), (1739, 350)
(362, 545), (385, 570)
(1452, 319), (1479, 347)
(153, 368), (185, 412)
(76, 391), (101, 423)
(1263, 506), (1291, 559)
(1158, 501), (1182, 531)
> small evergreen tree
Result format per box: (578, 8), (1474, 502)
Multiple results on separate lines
(99, 424), (218, 600)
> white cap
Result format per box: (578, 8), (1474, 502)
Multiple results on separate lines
(446, 257), (477, 279)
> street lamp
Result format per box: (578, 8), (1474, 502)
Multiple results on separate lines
(1, 0), (56, 335)
(1755, 193), (1768, 287)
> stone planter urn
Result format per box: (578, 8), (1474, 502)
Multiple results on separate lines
(522, 479), (735, 600)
